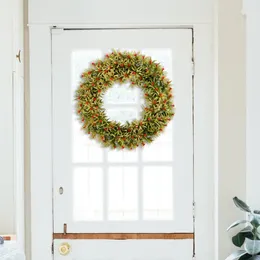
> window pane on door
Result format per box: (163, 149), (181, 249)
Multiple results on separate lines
(143, 167), (173, 220)
(108, 166), (138, 220)
(73, 167), (103, 221)
(142, 122), (174, 162)
(72, 116), (104, 163)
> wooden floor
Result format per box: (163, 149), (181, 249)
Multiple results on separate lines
(53, 233), (194, 240)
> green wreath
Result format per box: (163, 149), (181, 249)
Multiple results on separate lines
(75, 50), (175, 150)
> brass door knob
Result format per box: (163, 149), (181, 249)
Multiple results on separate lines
(59, 242), (71, 256)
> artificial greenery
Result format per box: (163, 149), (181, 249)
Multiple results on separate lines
(226, 197), (260, 260)
(75, 50), (175, 150)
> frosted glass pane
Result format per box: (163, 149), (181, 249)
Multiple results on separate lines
(108, 149), (138, 163)
(73, 167), (103, 221)
(108, 167), (138, 220)
(143, 167), (173, 220)
(142, 122), (174, 162)
(105, 108), (140, 125)
(103, 83), (143, 104)
(72, 115), (104, 163)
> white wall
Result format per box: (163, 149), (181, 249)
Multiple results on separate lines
(0, 0), (15, 235)
(244, 0), (260, 209)
(216, 0), (246, 259)
(28, 0), (213, 24)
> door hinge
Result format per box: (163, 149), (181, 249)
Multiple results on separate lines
(192, 60), (195, 76)
(51, 242), (54, 255)
(192, 201), (196, 219)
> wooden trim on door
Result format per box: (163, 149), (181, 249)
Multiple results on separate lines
(53, 233), (194, 240)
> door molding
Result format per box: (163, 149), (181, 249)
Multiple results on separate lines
(29, 24), (215, 260)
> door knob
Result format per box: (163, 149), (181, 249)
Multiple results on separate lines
(59, 242), (71, 256)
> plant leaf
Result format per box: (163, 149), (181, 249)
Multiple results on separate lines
(233, 197), (251, 213)
(228, 220), (250, 231)
(244, 238), (260, 255)
(241, 226), (254, 233)
(248, 256), (260, 260)
(239, 254), (254, 260)
(251, 218), (260, 228)
(256, 226), (260, 239)
(233, 233), (247, 247)
(226, 250), (247, 260)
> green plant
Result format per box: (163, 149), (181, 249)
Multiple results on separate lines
(226, 197), (260, 260)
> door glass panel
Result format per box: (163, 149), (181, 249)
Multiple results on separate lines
(73, 167), (103, 221)
(143, 167), (173, 220)
(71, 48), (176, 222)
(108, 166), (138, 220)
(103, 82), (142, 104)
(72, 116), (104, 163)
(142, 121), (174, 162)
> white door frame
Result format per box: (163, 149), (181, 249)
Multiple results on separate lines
(29, 24), (215, 260)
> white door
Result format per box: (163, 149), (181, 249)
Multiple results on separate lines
(52, 28), (194, 260)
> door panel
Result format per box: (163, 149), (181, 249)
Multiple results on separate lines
(54, 240), (193, 260)
(52, 29), (193, 233)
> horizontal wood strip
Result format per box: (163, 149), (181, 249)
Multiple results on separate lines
(53, 233), (194, 240)
(3, 236), (11, 241)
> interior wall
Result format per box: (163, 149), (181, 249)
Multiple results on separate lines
(0, 0), (15, 235)
(216, 0), (246, 259)
(24, 0), (31, 258)
(28, 0), (213, 24)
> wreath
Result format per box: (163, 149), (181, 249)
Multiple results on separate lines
(75, 50), (175, 150)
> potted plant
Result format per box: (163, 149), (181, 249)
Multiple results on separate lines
(226, 197), (260, 260)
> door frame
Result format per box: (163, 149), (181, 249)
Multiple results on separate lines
(29, 24), (215, 260)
